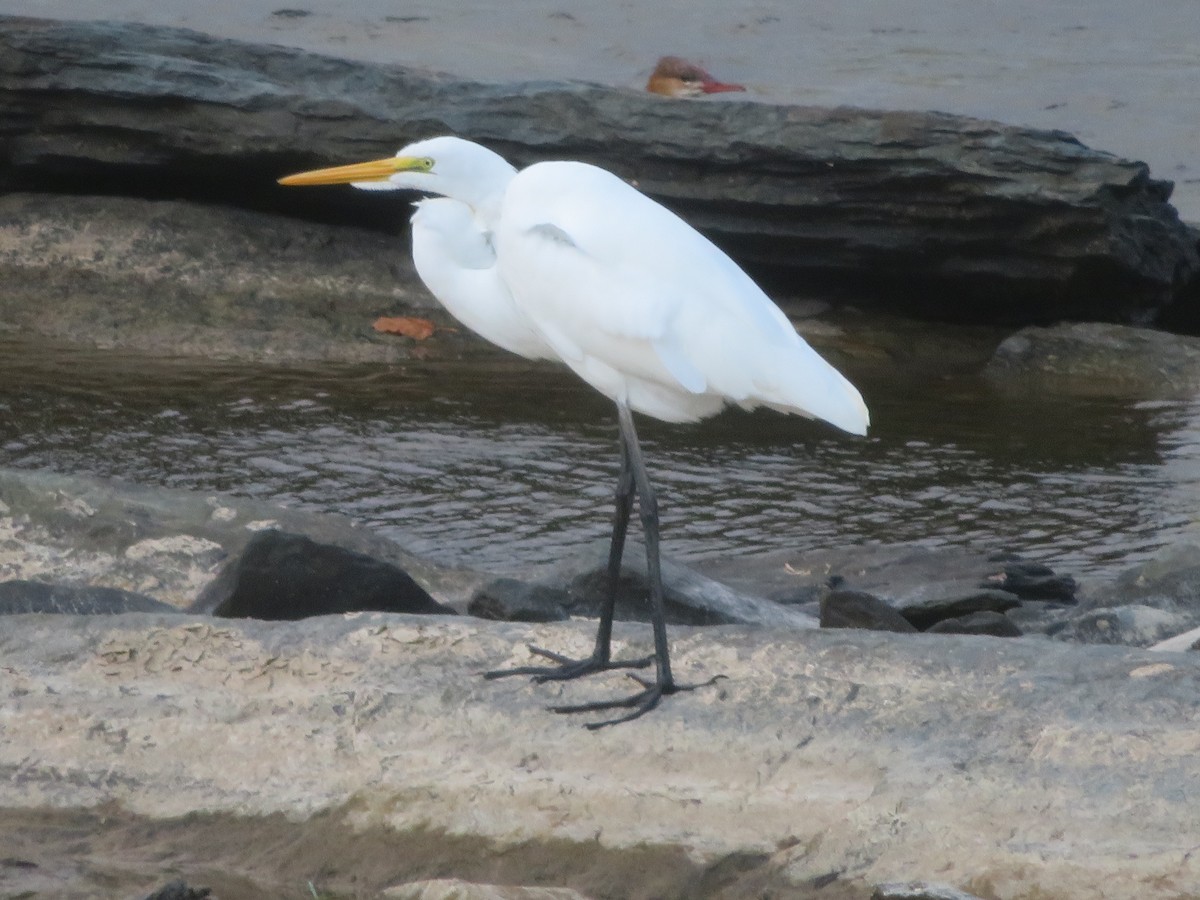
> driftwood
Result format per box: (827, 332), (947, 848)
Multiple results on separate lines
(2, 16), (1198, 327)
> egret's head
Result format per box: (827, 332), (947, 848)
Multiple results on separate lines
(278, 135), (517, 216)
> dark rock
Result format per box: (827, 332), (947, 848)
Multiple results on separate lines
(926, 610), (1023, 637)
(820, 589), (918, 633)
(143, 880), (211, 900)
(0, 580), (176, 615)
(193, 530), (454, 620)
(1, 17), (1197, 327)
(896, 588), (1022, 631)
(981, 559), (1077, 602)
(468, 578), (569, 623)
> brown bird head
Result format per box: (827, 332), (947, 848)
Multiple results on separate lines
(645, 56), (746, 98)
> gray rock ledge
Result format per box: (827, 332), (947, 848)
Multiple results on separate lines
(2, 16), (1198, 328)
(0, 611), (1197, 898)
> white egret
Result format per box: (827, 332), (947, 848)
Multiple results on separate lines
(279, 136), (868, 728)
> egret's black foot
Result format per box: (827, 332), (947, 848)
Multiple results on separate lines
(482, 644), (653, 683)
(552, 672), (727, 730)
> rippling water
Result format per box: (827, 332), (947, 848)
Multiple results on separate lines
(2, 337), (1197, 582)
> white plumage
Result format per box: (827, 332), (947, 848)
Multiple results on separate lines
(494, 158), (868, 430)
(279, 136), (868, 727)
(410, 197), (554, 361)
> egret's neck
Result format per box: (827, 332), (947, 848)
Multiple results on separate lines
(449, 150), (516, 229)
(471, 191), (507, 230)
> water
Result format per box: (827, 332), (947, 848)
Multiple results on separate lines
(2, 337), (1197, 583)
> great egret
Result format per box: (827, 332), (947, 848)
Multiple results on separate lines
(645, 56), (747, 97)
(279, 136), (869, 728)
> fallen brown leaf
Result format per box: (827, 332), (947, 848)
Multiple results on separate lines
(372, 316), (438, 340)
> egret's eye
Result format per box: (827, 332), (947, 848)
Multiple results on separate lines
(417, 157), (435, 172)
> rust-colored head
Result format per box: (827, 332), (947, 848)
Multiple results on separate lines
(646, 56), (746, 98)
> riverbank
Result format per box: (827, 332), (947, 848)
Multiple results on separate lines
(1, 0), (1196, 222)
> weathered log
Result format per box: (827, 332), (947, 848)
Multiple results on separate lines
(2, 16), (1198, 327)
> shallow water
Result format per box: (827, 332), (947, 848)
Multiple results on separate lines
(2, 337), (1198, 584)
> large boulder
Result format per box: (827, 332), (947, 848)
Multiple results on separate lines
(1, 16), (1197, 327)
(193, 530), (455, 620)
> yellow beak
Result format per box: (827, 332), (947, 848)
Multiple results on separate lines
(278, 156), (421, 186)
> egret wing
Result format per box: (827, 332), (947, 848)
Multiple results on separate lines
(497, 161), (868, 433)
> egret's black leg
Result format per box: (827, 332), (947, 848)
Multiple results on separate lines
(549, 404), (722, 729)
(483, 413), (652, 682)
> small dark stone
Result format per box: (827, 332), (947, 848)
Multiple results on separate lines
(194, 530), (453, 620)
(0, 580), (175, 615)
(143, 879), (211, 900)
(926, 610), (1023, 637)
(982, 561), (1077, 602)
(808, 869), (842, 889)
(821, 590), (918, 633)
(468, 578), (569, 622)
(898, 589), (1021, 631)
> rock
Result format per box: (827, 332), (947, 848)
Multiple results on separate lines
(1076, 541), (1200, 644)
(0, 466), (482, 611)
(1, 17), (1197, 327)
(925, 610), (1023, 638)
(1048, 604), (1186, 647)
(0, 579), (176, 615)
(820, 589), (918, 633)
(979, 559), (1078, 602)
(985, 322), (1200, 396)
(468, 578), (570, 623)
(992, 600), (1080, 637)
(384, 880), (590, 900)
(142, 880), (211, 900)
(873, 883), (984, 900)
(557, 544), (819, 629)
(894, 588), (1022, 631)
(1, 613), (1199, 898)
(193, 530), (455, 620)
(0, 192), (444, 363)
(471, 546), (817, 630)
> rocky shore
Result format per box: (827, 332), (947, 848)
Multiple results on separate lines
(4, 12), (1200, 900)
(3, 16), (1200, 333)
